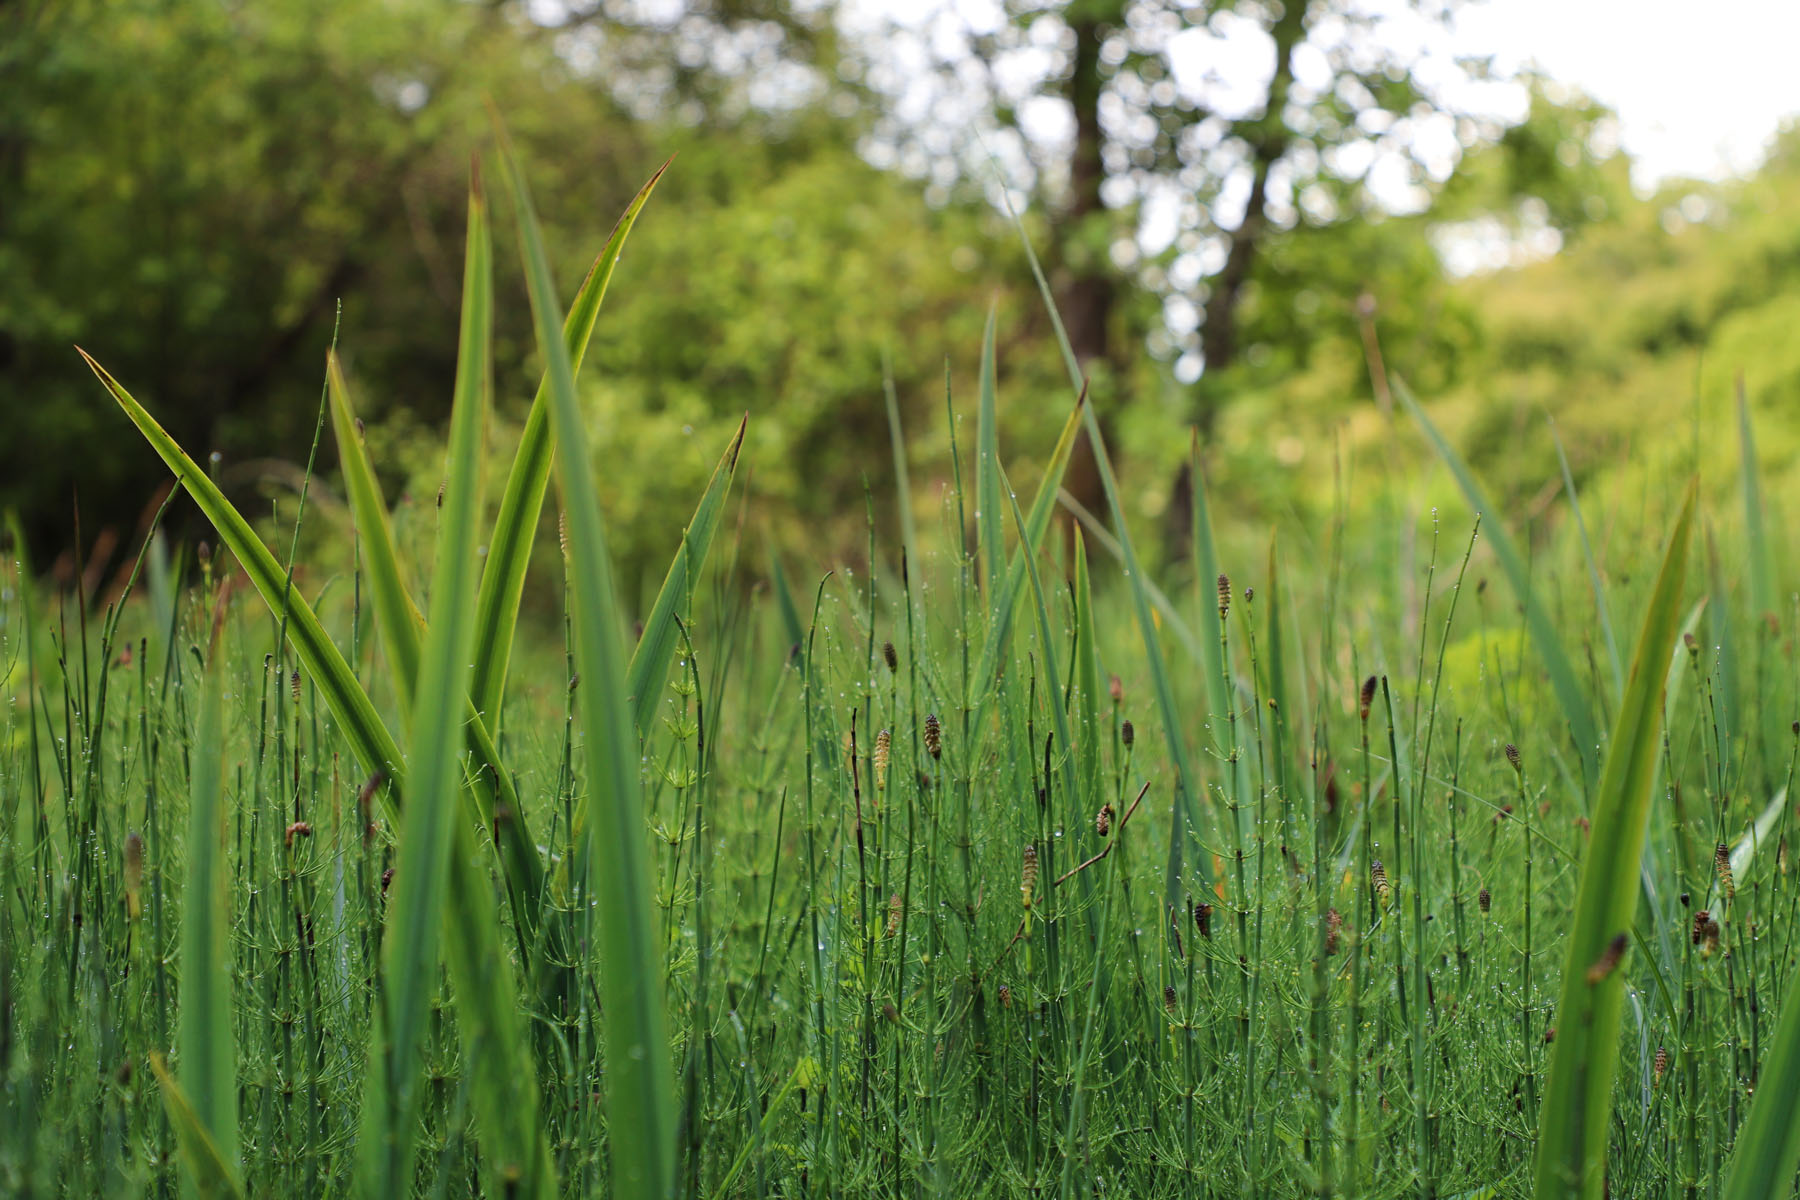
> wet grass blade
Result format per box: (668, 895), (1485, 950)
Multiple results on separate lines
(356, 164), (549, 1198)
(79, 350), (405, 785)
(1396, 377), (1601, 792)
(470, 160), (672, 734)
(626, 415), (747, 738)
(1724, 938), (1800, 1197)
(975, 304), (1004, 600)
(1532, 481), (1695, 1199)
(326, 353), (552, 965)
(173, 591), (238, 1198)
(149, 1055), (243, 1200)
(492, 113), (675, 1199)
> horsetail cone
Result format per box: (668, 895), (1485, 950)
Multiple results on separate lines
(123, 831), (144, 921)
(1021, 843), (1038, 909)
(1715, 842), (1735, 900)
(883, 640), (898, 672)
(886, 893), (901, 938)
(923, 712), (941, 759)
(1359, 675), (1377, 723)
(1217, 573), (1231, 619)
(1478, 885), (1491, 914)
(1120, 719), (1134, 748)
(1504, 742), (1521, 773)
(1194, 901), (1213, 939)
(1164, 985), (1178, 1015)
(1372, 859), (1390, 907)
(1653, 1046), (1669, 1085)
(1095, 804), (1114, 837)
(874, 728), (891, 791)
(1325, 907), (1343, 956)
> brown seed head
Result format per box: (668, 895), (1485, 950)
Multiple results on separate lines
(1194, 901), (1213, 939)
(874, 729), (891, 791)
(1217, 574), (1231, 618)
(1372, 859), (1391, 907)
(1585, 932), (1628, 985)
(883, 640), (898, 671)
(997, 984), (1012, 1009)
(1120, 719), (1134, 749)
(1108, 674), (1122, 704)
(1359, 675), (1377, 723)
(1096, 804), (1114, 837)
(1715, 842), (1735, 900)
(1692, 910), (1711, 945)
(1504, 743), (1522, 774)
(1478, 885), (1491, 914)
(1653, 1046), (1669, 1084)
(923, 712), (942, 760)
(290, 670), (301, 702)
(1021, 843), (1039, 908)
(1164, 984), (1178, 1015)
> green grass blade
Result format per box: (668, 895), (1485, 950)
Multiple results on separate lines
(327, 353), (552, 964)
(1396, 377), (1601, 792)
(1532, 481), (1695, 1199)
(1738, 376), (1773, 618)
(356, 166), (521, 1197)
(149, 1054), (243, 1200)
(326, 354), (424, 718)
(470, 160), (672, 733)
(999, 460), (1081, 826)
(1549, 415), (1623, 698)
(975, 303), (1004, 601)
(626, 414), (747, 738)
(78, 349), (405, 784)
(1724, 925), (1800, 1197)
(965, 390), (1087, 741)
(492, 112), (675, 1199)
(882, 353), (920, 559)
(1078, 400), (1212, 892)
(176, 596), (237, 1198)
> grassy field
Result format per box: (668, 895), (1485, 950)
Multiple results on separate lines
(6, 136), (1800, 1200)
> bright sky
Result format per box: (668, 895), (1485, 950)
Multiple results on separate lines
(1449, 0), (1800, 190)
(851, 0), (1800, 193)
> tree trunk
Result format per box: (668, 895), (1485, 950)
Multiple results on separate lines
(1057, 4), (1121, 553)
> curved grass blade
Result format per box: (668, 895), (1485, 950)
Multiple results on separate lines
(174, 590), (237, 1197)
(79, 350), (405, 783)
(492, 112), (675, 1199)
(1396, 378), (1599, 792)
(351, 166), (547, 1200)
(1723, 936), (1800, 1197)
(976, 303), (1004, 600)
(148, 1054), (243, 1200)
(1532, 481), (1695, 1199)
(327, 354), (552, 963)
(625, 414), (747, 738)
(470, 160), (672, 734)
(965, 388), (1088, 742)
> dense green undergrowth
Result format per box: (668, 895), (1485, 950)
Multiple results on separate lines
(5, 137), (1800, 1200)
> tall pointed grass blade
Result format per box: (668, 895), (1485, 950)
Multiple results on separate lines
(470, 161), (672, 733)
(149, 1055), (243, 1200)
(357, 165), (551, 1199)
(1396, 377), (1600, 792)
(1532, 482), (1695, 1199)
(175, 591), (237, 1198)
(626, 415), (747, 738)
(79, 350), (405, 782)
(492, 112), (675, 1199)
(327, 355), (551, 962)
(1724, 926), (1800, 1197)
(975, 304), (1004, 600)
